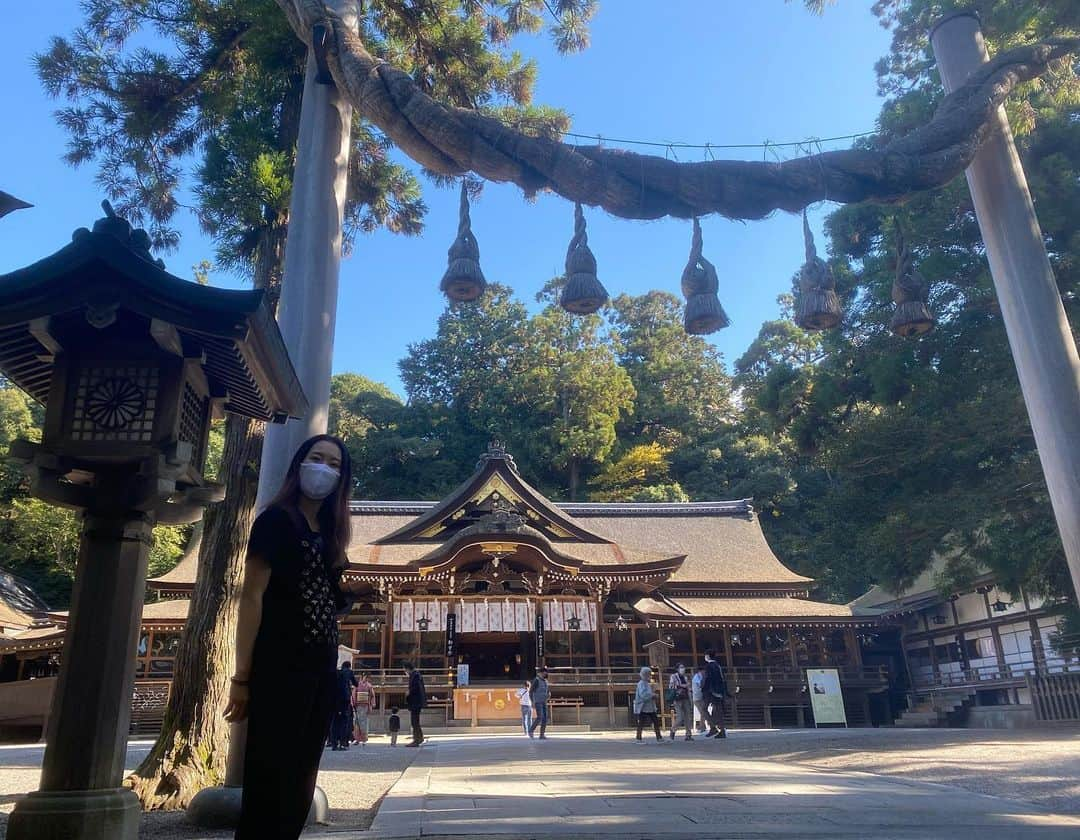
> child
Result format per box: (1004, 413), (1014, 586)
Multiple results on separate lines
(388, 707), (401, 746)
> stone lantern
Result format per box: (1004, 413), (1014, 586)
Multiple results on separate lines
(0, 203), (306, 840)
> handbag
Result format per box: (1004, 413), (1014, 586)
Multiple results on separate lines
(663, 687), (677, 703)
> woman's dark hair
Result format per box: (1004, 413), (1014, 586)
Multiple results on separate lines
(267, 434), (352, 570)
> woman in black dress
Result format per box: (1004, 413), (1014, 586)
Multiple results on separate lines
(224, 434), (352, 840)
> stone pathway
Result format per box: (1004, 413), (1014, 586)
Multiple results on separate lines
(358, 732), (1080, 839)
(5, 730), (1080, 838)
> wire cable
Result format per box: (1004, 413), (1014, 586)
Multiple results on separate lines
(559, 129), (877, 152)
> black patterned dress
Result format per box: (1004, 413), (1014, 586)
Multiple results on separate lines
(237, 506), (342, 840)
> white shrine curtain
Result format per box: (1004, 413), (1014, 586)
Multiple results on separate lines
(392, 600), (449, 632)
(542, 599), (597, 632)
(393, 599), (596, 632)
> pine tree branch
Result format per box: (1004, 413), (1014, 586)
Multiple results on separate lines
(275, 0), (1078, 221)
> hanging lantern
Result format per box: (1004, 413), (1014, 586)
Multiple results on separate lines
(890, 227), (934, 337)
(681, 217), (730, 335)
(560, 203), (608, 314)
(440, 181), (486, 302)
(794, 210), (841, 330)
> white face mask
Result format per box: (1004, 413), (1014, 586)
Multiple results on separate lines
(299, 461), (340, 500)
(677, 666), (685, 674)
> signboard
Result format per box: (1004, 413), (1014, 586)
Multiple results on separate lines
(644, 639), (672, 669)
(806, 668), (847, 726)
(445, 613), (457, 658)
(457, 663), (470, 686)
(535, 614), (545, 659)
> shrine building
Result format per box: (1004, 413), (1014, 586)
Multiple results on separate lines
(331, 445), (889, 728)
(3, 445), (896, 733)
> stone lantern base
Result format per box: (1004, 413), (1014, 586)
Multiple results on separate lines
(7, 787), (140, 840)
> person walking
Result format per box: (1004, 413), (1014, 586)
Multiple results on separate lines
(404, 662), (426, 746)
(634, 666), (663, 743)
(223, 435), (353, 840)
(702, 650), (729, 739)
(332, 661), (358, 750)
(515, 679), (534, 737)
(528, 667), (550, 739)
(691, 664), (708, 734)
(667, 663), (694, 741)
(387, 707), (401, 746)
(352, 670), (375, 745)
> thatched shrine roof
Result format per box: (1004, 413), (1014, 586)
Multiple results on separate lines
(632, 595), (865, 626)
(151, 450), (815, 594)
(849, 556), (997, 617)
(341, 448), (812, 590)
(0, 568), (50, 632)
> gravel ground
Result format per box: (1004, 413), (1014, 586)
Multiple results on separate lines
(3, 727), (1079, 838)
(0, 736), (416, 840)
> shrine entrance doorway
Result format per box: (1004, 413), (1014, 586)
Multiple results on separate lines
(458, 632), (534, 682)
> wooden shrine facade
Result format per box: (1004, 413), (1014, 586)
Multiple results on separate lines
(329, 445), (890, 726)
(2, 444), (892, 734)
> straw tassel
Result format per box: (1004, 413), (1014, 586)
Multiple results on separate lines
(681, 218), (730, 335)
(559, 203), (608, 315)
(794, 210), (841, 330)
(440, 181), (487, 302)
(890, 226), (934, 337)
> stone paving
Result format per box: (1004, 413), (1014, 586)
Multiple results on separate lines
(358, 732), (1080, 839)
(3, 729), (1080, 839)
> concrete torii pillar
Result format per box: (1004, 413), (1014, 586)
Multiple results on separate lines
(190, 0), (358, 827)
(255, 1), (358, 504)
(931, 12), (1080, 602)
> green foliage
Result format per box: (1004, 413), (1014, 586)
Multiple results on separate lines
(736, 0), (1080, 603)
(37, 0), (588, 269)
(591, 443), (688, 502)
(525, 281), (635, 499)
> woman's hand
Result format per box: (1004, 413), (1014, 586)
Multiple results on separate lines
(224, 680), (250, 722)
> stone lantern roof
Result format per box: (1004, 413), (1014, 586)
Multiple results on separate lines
(0, 204), (307, 423)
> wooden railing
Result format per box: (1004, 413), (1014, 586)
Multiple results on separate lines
(366, 664), (888, 691)
(1028, 673), (1080, 722)
(369, 668), (455, 690)
(912, 659), (1080, 691)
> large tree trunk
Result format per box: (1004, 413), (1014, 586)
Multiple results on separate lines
(568, 458), (580, 502)
(125, 222), (287, 809)
(125, 414), (264, 808)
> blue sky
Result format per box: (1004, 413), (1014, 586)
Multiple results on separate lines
(0, 2), (892, 397)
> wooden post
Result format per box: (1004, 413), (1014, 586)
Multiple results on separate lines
(594, 595), (604, 668)
(387, 600), (396, 671)
(846, 628), (863, 669)
(1028, 617), (1047, 672)
(932, 12), (1080, 603)
(927, 635), (941, 685)
(988, 600), (1009, 678)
